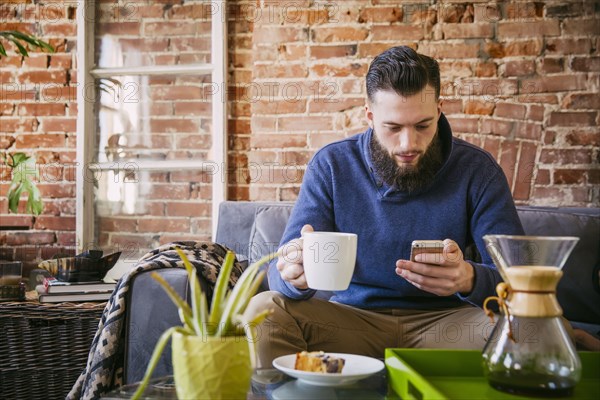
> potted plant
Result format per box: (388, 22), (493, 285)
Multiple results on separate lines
(132, 248), (277, 400)
(2, 152), (43, 216)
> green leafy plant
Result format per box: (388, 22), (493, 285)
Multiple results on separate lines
(132, 248), (277, 399)
(0, 30), (54, 57)
(3, 152), (43, 215)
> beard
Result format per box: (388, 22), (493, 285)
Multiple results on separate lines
(370, 130), (444, 194)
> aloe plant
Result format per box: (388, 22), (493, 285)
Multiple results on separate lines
(3, 152), (43, 215)
(0, 30), (54, 57)
(132, 248), (277, 399)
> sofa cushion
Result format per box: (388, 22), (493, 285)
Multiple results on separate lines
(516, 206), (600, 324)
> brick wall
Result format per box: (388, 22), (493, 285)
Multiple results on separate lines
(247, 0), (599, 205)
(1, 0), (599, 274)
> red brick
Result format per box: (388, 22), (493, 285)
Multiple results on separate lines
(41, 22), (76, 36)
(499, 140), (518, 190)
(34, 216), (76, 231)
(253, 99), (307, 114)
(254, 64), (308, 79)
(481, 118), (513, 137)
(254, 27), (308, 44)
(99, 217), (137, 233)
(474, 4), (500, 22)
(498, 20), (560, 38)
(358, 6), (402, 23)
(538, 58), (563, 74)
(138, 218), (190, 233)
(475, 62), (497, 77)
(284, 8), (331, 25)
(311, 63), (368, 78)
(5, 232), (56, 246)
(56, 232), (76, 247)
(439, 61), (472, 78)
(251, 134), (307, 149)
(487, 39), (543, 57)
(442, 23), (493, 39)
(503, 60), (535, 77)
(464, 100), (494, 115)
(17, 103), (66, 117)
(565, 131), (600, 146)
(308, 97), (363, 113)
(149, 184), (190, 200)
(18, 70), (67, 84)
(589, 170), (600, 185)
(96, 22), (142, 35)
(545, 38), (592, 55)
(540, 149), (592, 165)
(562, 18), (600, 36)
(251, 117), (277, 133)
(40, 85), (77, 102)
(446, 117), (479, 133)
(39, 118), (76, 133)
(554, 170), (587, 185)
(514, 121), (542, 141)
(456, 78), (518, 97)
(420, 43), (481, 59)
(0, 56), (22, 68)
(513, 142), (537, 201)
(571, 57), (600, 72)
(495, 102), (526, 119)
(278, 116), (332, 132)
(520, 75), (587, 94)
(22, 54), (49, 68)
(0, 215), (34, 229)
(562, 94), (600, 110)
(536, 169), (550, 185)
(37, 183), (75, 199)
(482, 136), (501, 159)
(527, 105), (545, 121)
(505, 2), (543, 19)
(548, 112), (597, 127)
(0, 103), (14, 116)
(311, 27), (369, 42)
(310, 44), (357, 59)
(149, 119), (200, 133)
(517, 93), (558, 104)
(1, 117), (38, 133)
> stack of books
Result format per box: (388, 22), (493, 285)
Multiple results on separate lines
(37, 278), (116, 303)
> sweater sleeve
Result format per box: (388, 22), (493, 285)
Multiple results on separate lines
(458, 168), (524, 307)
(267, 157), (337, 299)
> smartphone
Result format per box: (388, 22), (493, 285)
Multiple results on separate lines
(410, 240), (445, 262)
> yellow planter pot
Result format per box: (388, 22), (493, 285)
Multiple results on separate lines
(172, 332), (252, 400)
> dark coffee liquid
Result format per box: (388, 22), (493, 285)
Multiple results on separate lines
(488, 372), (576, 398)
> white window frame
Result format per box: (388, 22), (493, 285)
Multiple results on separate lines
(76, 1), (228, 252)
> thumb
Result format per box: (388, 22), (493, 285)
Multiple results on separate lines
(300, 224), (314, 236)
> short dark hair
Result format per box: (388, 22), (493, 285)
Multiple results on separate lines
(366, 46), (440, 102)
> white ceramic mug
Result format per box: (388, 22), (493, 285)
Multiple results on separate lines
(302, 232), (357, 290)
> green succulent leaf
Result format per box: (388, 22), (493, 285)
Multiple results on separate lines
(5, 153), (43, 215)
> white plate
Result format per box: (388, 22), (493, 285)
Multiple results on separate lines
(272, 353), (384, 387)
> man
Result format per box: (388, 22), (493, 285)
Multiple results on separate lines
(245, 46), (524, 367)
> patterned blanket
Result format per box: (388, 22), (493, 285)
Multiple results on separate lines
(67, 241), (245, 400)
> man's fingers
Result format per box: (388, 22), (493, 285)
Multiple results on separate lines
(301, 224), (314, 236)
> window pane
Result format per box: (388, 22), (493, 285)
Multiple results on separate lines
(94, 169), (214, 263)
(95, 74), (213, 163)
(95, 1), (212, 68)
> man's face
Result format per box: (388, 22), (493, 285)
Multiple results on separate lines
(365, 87), (442, 172)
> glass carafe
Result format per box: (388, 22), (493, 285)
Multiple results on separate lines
(482, 235), (581, 397)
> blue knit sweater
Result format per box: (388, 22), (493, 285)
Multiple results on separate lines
(268, 114), (524, 309)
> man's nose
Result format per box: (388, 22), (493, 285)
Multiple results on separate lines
(397, 128), (418, 151)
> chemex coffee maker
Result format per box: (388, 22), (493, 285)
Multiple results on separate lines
(482, 235), (581, 397)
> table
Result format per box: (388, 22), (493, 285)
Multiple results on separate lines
(102, 369), (400, 399)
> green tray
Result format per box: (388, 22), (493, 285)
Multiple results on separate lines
(385, 349), (600, 400)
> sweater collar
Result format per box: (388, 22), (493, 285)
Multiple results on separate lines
(361, 113), (454, 199)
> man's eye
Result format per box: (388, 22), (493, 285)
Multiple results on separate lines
(416, 125), (429, 130)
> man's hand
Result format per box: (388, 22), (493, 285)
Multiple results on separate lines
(395, 239), (474, 296)
(276, 224), (314, 289)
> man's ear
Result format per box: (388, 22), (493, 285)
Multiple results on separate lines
(365, 104), (374, 128)
(437, 99), (443, 117)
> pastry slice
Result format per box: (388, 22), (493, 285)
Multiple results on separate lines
(294, 351), (345, 373)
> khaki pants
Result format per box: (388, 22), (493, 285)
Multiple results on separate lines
(245, 291), (496, 368)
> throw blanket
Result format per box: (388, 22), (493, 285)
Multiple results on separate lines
(67, 241), (245, 400)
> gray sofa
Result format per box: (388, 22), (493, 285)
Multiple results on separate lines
(124, 201), (600, 383)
